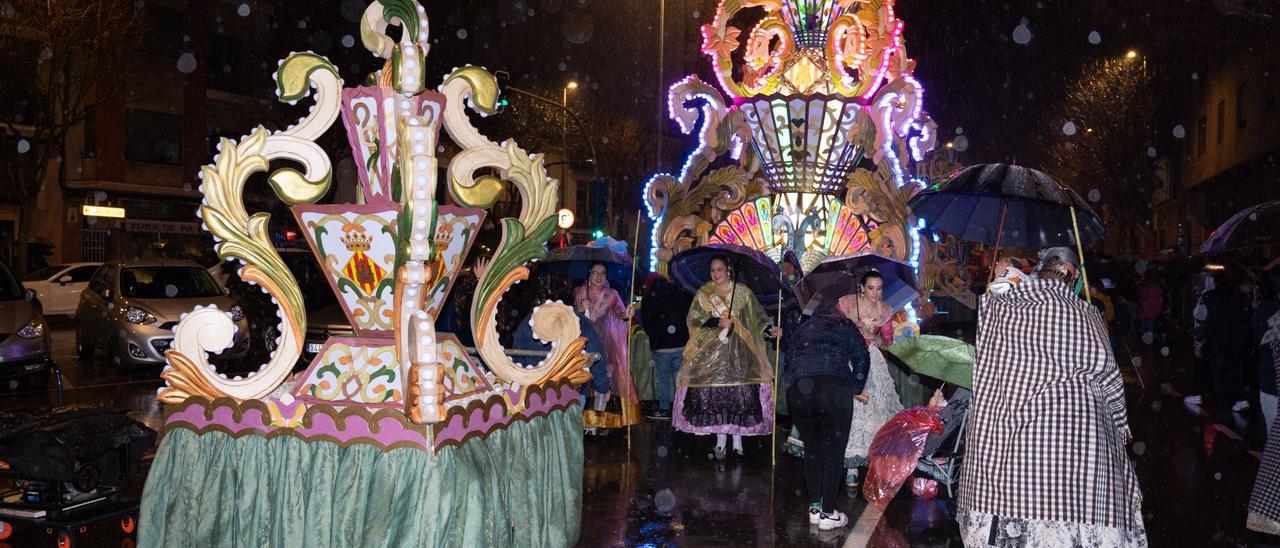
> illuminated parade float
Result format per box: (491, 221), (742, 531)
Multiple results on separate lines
(646, 0), (961, 323)
(139, 1), (590, 545)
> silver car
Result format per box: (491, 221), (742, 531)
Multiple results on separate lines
(0, 257), (52, 388)
(76, 260), (249, 369)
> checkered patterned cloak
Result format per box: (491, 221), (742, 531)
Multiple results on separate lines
(959, 278), (1143, 529)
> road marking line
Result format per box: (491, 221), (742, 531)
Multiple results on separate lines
(842, 502), (883, 548)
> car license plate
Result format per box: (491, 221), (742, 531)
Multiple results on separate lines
(305, 343), (324, 354)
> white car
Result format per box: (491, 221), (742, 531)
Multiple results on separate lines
(22, 262), (103, 316)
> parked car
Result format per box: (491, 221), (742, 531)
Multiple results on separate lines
(21, 262), (103, 317)
(0, 257), (52, 389)
(75, 260), (249, 370)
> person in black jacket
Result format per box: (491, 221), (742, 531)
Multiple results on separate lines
(640, 276), (693, 420)
(1194, 268), (1254, 421)
(785, 300), (871, 530)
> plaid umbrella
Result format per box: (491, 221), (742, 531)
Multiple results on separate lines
(793, 253), (919, 315)
(885, 335), (974, 389)
(668, 243), (794, 312)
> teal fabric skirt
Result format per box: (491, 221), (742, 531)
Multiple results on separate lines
(139, 406), (583, 547)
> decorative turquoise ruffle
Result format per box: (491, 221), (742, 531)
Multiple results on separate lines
(139, 407), (583, 547)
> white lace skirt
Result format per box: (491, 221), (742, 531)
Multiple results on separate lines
(957, 508), (1148, 548)
(844, 345), (904, 466)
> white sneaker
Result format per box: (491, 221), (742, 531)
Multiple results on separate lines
(808, 506), (822, 525)
(1233, 400), (1252, 412)
(819, 510), (848, 530)
(1184, 395), (1202, 405)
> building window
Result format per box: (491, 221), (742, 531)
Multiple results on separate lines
(82, 229), (109, 263)
(1216, 100), (1225, 145)
(1197, 115), (1207, 156)
(207, 34), (243, 93)
(126, 109), (183, 165)
(1237, 83), (1248, 130)
(83, 106), (97, 159)
(141, 6), (184, 59)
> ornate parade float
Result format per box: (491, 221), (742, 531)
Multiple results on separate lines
(140, 1), (590, 545)
(645, 0), (964, 323)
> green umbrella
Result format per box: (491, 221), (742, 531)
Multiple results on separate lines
(885, 335), (974, 389)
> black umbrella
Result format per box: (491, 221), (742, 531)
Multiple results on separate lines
(793, 254), (919, 315)
(668, 243), (794, 312)
(538, 245), (632, 289)
(909, 163), (1105, 248)
(909, 163), (1104, 300)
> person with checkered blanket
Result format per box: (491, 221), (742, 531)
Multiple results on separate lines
(957, 248), (1147, 547)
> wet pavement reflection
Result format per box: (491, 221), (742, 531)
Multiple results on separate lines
(3, 321), (1279, 546)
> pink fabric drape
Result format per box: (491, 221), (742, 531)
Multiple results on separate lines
(575, 285), (637, 402)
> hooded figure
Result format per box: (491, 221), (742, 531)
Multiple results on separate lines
(958, 248), (1147, 547)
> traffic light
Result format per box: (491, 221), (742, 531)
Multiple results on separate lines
(494, 70), (511, 113)
(592, 229), (605, 240)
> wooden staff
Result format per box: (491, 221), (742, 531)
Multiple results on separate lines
(626, 210), (642, 452)
(1069, 206), (1092, 303)
(772, 288), (782, 469)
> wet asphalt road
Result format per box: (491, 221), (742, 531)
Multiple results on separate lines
(2, 319), (1278, 546)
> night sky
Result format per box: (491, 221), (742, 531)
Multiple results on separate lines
(259, 1), (1272, 187)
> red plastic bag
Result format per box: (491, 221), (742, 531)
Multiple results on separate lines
(862, 407), (943, 510)
(910, 477), (939, 500)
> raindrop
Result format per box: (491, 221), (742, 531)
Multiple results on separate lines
(527, 8), (535, 16)
(86, 216), (97, 226)
(1142, 332), (1155, 345)
(908, 374), (920, 386)
(1062, 121), (1077, 136)
(95, 191), (107, 201)
(1191, 72), (1199, 80)
(1132, 356), (1142, 367)
(654, 489), (675, 513)
(1146, 146), (1157, 158)
(298, 20), (307, 29)
(1135, 260), (1148, 273)
(457, 29), (468, 39)
(1132, 441), (1146, 455)
(1026, 92), (1034, 99)
(602, 136), (610, 144)
(591, 82), (599, 90)
(236, 3), (250, 16)
(1250, 212), (1259, 221)
(436, 145), (445, 153)
(955, 127), (964, 135)
(1012, 19), (1033, 45)
(16, 139), (30, 154)
(953, 135), (970, 152)
(176, 52), (198, 74)
(1087, 30), (1101, 45)
(1087, 189), (1101, 202)
(692, 9), (701, 18)
(656, 445), (668, 458)
(183, 183), (192, 191)
(557, 62), (567, 71)
(341, 35), (355, 48)
(666, 325), (676, 334)
(1214, 472), (1222, 481)
(1160, 346), (1170, 357)
(1193, 304), (1207, 321)
(340, 0), (365, 22)
(1172, 125), (1186, 139)
(1151, 401), (1162, 412)
(165, 284), (178, 297)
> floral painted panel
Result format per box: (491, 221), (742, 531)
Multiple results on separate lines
(292, 338), (402, 408)
(422, 206), (486, 319)
(437, 333), (493, 402)
(293, 203), (400, 336)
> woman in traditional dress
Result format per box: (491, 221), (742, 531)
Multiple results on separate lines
(835, 270), (904, 490)
(958, 247), (1147, 547)
(783, 270), (904, 489)
(576, 262), (640, 430)
(673, 255), (781, 459)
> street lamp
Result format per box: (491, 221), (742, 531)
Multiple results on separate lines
(1125, 50), (1138, 60)
(561, 81), (579, 192)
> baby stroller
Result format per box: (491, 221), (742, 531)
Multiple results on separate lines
(915, 385), (970, 497)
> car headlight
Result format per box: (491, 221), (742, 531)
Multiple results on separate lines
(229, 305), (245, 321)
(124, 307), (157, 325)
(16, 318), (45, 339)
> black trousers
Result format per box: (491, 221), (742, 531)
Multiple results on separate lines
(1195, 350), (1243, 410)
(788, 376), (854, 513)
